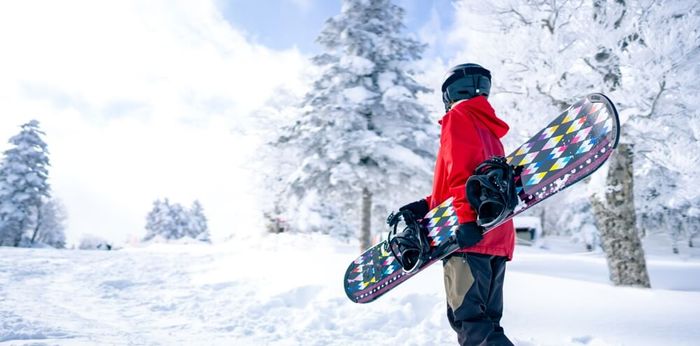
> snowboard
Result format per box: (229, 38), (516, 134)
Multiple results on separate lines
(344, 93), (620, 304)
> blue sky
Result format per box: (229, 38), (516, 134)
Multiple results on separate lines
(218, 0), (456, 54)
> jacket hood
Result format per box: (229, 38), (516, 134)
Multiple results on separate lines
(448, 96), (510, 139)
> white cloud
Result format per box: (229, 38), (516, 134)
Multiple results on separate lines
(287, 0), (314, 12)
(0, 0), (310, 244)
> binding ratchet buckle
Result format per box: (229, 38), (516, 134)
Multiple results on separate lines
(385, 209), (430, 273)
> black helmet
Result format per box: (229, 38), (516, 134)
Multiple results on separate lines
(441, 63), (492, 111)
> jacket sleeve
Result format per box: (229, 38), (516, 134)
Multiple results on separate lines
(442, 111), (485, 224)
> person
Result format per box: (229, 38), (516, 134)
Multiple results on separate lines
(399, 63), (515, 346)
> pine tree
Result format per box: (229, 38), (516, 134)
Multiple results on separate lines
(273, 0), (437, 245)
(169, 203), (188, 240)
(188, 200), (210, 242)
(0, 120), (51, 247)
(144, 199), (169, 241)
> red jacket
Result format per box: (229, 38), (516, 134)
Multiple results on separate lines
(425, 96), (515, 260)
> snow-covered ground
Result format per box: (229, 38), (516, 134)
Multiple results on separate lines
(2, 235), (700, 346)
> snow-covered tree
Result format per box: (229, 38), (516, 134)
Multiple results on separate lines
(0, 120), (51, 247)
(591, 143), (651, 286)
(452, 0), (699, 285)
(144, 199), (181, 241)
(270, 0), (437, 246)
(187, 200), (210, 242)
(30, 198), (67, 248)
(144, 198), (210, 242)
(583, 1), (699, 263)
(144, 199), (169, 241)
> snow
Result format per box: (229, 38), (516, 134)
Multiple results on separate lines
(342, 86), (374, 103)
(339, 56), (375, 76)
(513, 216), (542, 230)
(378, 71), (397, 92)
(1, 235), (700, 346)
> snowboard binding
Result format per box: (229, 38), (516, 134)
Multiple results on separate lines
(466, 156), (519, 228)
(385, 209), (430, 273)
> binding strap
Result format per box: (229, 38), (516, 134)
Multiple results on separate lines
(466, 156), (518, 228)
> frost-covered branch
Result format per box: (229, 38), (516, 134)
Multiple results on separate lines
(645, 79), (666, 118)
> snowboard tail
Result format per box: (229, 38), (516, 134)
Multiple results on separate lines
(344, 93), (620, 303)
(345, 198), (461, 303)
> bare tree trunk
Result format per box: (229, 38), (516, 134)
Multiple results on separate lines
(591, 143), (651, 287)
(12, 227), (22, 247)
(673, 216), (685, 254)
(30, 205), (43, 244)
(360, 187), (372, 252)
(540, 207), (547, 237)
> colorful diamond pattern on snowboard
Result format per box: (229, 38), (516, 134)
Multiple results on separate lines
(424, 197), (459, 247)
(347, 242), (400, 292)
(506, 99), (613, 190)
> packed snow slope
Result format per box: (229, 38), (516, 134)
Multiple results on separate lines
(1, 234), (699, 346)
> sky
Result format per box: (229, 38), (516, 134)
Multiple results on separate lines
(219, 0), (456, 55)
(0, 0), (463, 245)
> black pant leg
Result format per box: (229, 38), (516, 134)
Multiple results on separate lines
(484, 256), (513, 346)
(445, 253), (516, 346)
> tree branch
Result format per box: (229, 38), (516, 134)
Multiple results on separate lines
(496, 7), (533, 25)
(645, 79), (666, 118)
(558, 39), (577, 53)
(535, 83), (570, 110)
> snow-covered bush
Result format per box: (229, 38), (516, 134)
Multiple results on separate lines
(144, 199), (210, 243)
(79, 234), (112, 250)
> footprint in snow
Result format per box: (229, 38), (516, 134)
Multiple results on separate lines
(571, 335), (604, 345)
(100, 279), (136, 290)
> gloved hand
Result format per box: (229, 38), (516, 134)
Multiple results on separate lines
(456, 222), (484, 248)
(399, 199), (430, 219)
